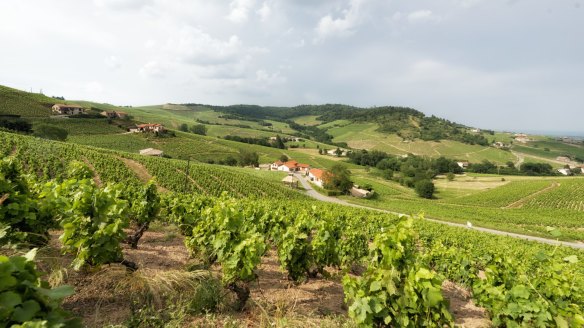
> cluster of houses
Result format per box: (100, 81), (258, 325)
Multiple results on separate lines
(270, 160), (327, 186)
(128, 123), (166, 133)
(557, 165), (584, 176)
(271, 159), (373, 198)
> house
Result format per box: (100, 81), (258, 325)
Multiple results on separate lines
(52, 104), (84, 115)
(101, 111), (128, 119)
(278, 160), (300, 172)
(557, 168), (571, 176)
(139, 148), (164, 157)
(135, 123), (165, 133)
(270, 160), (285, 170)
(296, 163), (311, 174)
(308, 168), (327, 187)
(350, 186), (374, 199)
(471, 128), (481, 133)
(493, 142), (509, 148)
(457, 161), (470, 169)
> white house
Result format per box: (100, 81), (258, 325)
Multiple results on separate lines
(308, 168), (326, 187)
(277, 160), (299, 172)
(327, 148), (347, 156)
(457, 161), (470, 169)
(557, 168), (571, 176)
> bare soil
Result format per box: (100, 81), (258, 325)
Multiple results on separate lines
(41, 230), (490, 327)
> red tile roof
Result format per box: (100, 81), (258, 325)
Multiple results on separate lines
(309, 168), (326, 179)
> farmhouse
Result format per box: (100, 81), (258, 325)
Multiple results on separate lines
(493, 142), (509, 148)
(296, 163), (311, 173)
(557, 168), (571, 176)
(52, 104), (84, 115)
(101, 111), (128, 119)
(456, 161), (470, 169)
(270, 160), (285, 170)
(278, 160), (299, 172)
(139, 148), (164, 157)
(308, 168), (327, 187)
(134, 123), (165, 133)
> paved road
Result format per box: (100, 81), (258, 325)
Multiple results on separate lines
(293, 173), (584, 250)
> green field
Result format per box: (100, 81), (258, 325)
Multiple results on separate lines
(0, 85), (60, 117)
(326, 122), (516, 164)
(291, 115), (323, 126)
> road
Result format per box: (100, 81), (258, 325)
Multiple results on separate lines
(293, 173), (584, 250)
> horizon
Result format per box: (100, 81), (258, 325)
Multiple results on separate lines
(1, 1), (583, 133)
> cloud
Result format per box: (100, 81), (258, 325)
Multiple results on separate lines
(256, 2), (271, 22)
(104, 56), (121, 70)
(227, 0), (256, 23)
(314, 0), (368, 42)
(139, 61), (166, 78)
(169, 27), (243, 66)
(406, 10), (441, 23)
(93, 0), (152, 10)
(84, 81), (104, 94)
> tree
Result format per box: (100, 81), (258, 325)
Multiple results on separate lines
(238, 149), (259, 167)
(446, 172), (455, 181)
(334, 148), (343, 157)
(415, 179), (435, 199)
(190, 124), (207, 135)
(33, 124), (68, 141)
(179, 123), (189, 132)
(323, 164), (353, 193)
(274, 135), (286, 149)
(279, 154), (289, 162)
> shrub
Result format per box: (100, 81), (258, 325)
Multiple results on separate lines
(415, 179), (435, 199)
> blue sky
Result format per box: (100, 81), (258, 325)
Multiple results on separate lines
(0, 0), (582, 133)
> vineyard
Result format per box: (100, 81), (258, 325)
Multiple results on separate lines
(0, 85), (57, 117)
(1, 153), (583, 327)
(523, 179), (584, 212)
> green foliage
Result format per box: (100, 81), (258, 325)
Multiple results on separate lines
(57, 178), (129, 270)
(0, 249), (80, 327)
(415, 180), (435, 199)
(323, 164), (353, 193)
(0, 157), (55, 246)
(189, 124), (207, 136)
(237, 149), (259, 167)
(343, 218), (453, 327)
(32, 125), (68, 141)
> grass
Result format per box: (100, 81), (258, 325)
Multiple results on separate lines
(513, 138), (584, 161)
(325, 123), (516, 164)
(0, 85), (62, 117)
(291, 115), (323, 126)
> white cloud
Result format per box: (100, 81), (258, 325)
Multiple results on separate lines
(407, 10), (441, 23)
(256, 2), (271, 22)
(255, 69), (286, 86)
(140, 61), (166, 78)
(314, 0), (368, 42)
(94, 0), (152, 10)
(169, 27), (243, 66)
(84, 81), (104, 94)
(104, 56), (121, 70)
(227, 0), (256, 23)
(459, 0), (483, 8)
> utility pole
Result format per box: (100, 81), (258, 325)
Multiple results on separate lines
(184, 158), (190, 191)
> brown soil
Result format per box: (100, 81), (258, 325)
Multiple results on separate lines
(42, 230), (491, 327)
(249, 249), (346, 316)
(118, 157), (168, 192)
(442, 281), (490, 328)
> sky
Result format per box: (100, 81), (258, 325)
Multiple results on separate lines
(0, 0), (583, 133)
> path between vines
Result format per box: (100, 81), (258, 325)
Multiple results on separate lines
(292, 173), (584, 250)
(504, 182), (560, 209)
(117, 157), (168, 192)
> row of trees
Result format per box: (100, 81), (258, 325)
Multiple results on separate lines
(179, 123), (207, 135)
(467, 160), (556, 176)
